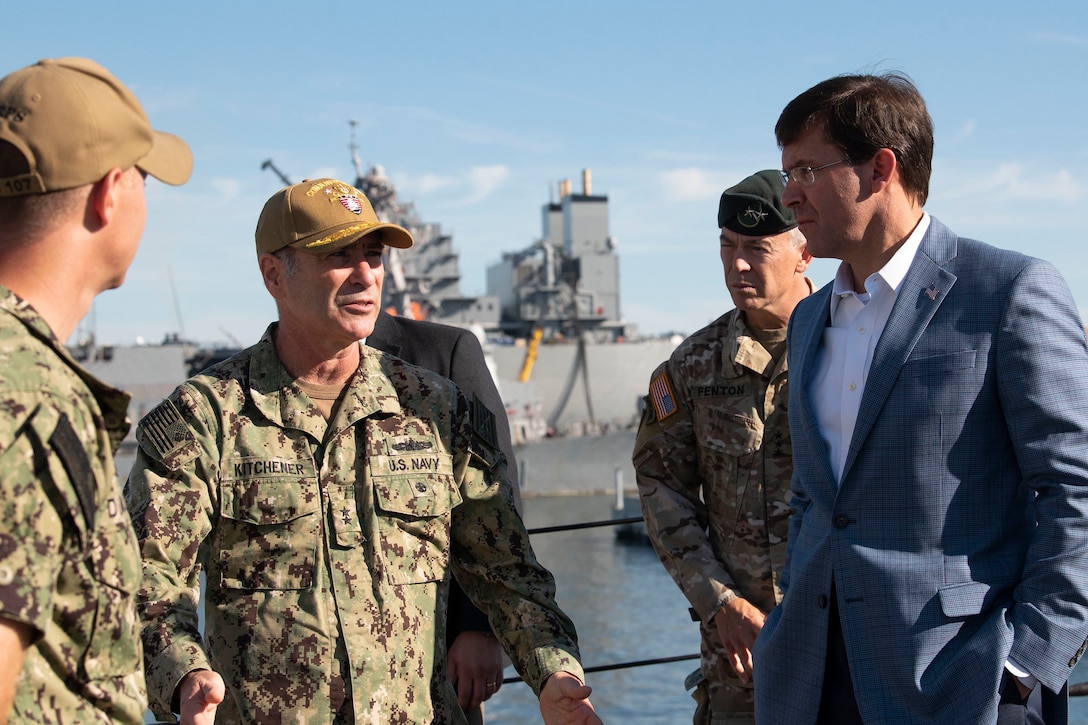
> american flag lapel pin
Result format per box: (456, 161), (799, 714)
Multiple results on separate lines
(926, 284), (939, 301)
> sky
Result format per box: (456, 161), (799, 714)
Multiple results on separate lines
(4, 1), (1087, 347)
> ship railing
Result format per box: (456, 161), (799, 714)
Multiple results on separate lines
(500, 513), (700, 686)
(500, 510), (1088, 701)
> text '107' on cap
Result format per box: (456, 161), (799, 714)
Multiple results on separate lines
(0, 57), (193, 197)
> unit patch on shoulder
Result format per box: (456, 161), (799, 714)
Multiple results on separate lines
(471, 393), (498, 451)
(649, 372), (678, 422)
(139, 398), (193, 461)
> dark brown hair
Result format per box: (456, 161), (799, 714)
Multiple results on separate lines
(775, 72), (934, 205)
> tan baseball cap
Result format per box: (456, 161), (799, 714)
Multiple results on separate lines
(0, 57), (192, 197)
(255, 178), (414, 256)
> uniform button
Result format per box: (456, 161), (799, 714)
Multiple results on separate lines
(817, 594), (828, 609)
(834, 515), (849, 529)
(415, 482), (428, 493)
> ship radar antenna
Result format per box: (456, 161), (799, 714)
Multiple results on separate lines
(260, 159), (293, 187)
(349, 119), (365, 182)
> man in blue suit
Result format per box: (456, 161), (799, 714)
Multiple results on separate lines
(752, 72), (1088, 724)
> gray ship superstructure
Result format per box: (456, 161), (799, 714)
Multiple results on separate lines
(352, 147), (634, 345)
(352, 156), (501, 328)
(83, 150), (682, 488)
(486, 170), (633, 343)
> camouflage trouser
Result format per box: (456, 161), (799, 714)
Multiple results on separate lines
(690, 669), (755, 725)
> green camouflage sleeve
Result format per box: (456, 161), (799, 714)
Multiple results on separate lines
(632, 360), (740, 624)
(446, 390), (585, 694)
(0, 402), (68, 635)
(124, 386), (217, 718)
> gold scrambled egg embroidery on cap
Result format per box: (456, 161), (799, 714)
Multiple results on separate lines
(303, 222), (376, 249)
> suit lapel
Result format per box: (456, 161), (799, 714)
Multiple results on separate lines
(794, 284), (839, 489)
(839, 221), (959, 484)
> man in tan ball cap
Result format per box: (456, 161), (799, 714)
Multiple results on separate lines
(0, 57), (191, 723)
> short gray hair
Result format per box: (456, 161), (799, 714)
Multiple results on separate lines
(272, 246), (298, 276)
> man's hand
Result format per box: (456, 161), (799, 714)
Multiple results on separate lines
(539, 671), (602, 724)
(0, 618), (31, 724)
(177, 669), (226, 725)
(713, 597), (766, 685)
(447, 630), (505, 711)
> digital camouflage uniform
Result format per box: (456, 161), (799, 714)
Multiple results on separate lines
(126, 325), (584, 724)
(0, 285), (146, 724)
(633, 307), (797, 722)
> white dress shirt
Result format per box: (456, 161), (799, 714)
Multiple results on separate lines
(812, 213), (929, 484)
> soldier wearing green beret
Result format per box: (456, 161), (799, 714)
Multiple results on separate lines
(0, 58), (192, 723)
(633, 170), (813, 725)
(125, 178), (600, 725)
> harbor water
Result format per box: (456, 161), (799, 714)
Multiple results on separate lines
(486, 494), (701, 724)
(486, 494), (1088, 725)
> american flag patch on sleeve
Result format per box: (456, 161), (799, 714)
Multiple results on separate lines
(649, 372), (678, 421)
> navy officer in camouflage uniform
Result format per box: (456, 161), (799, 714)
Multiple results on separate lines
(633, 170), (813, 725)
(0, 58), (191, 723)
(125, 178), (601, 725)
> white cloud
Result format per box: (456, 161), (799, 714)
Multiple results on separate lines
(1028, 32), (1088, 47)
(945, 163), (1084, 204)
(457, 165), (510, 205)
(928, 161), (1086, 251)
(659, 168), (735, 203)
(209, 177), (241, 201)
(411, 173), (459, 194)
(950, 120), (976, 144)
(396, 165), (510, 207)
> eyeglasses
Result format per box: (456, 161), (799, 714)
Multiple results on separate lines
(780, 158), (852, 186)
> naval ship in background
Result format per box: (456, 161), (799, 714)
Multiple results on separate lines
(78, 135), (681, 496)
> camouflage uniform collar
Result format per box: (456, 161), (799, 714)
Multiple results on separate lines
(727, 277), (815, 379)
(342, 345), (403, 420)
(0, 283), (132, 451)
(0, 282), (57, 342)
(247, 325), (401, 438)
(729, 309), (779, 379)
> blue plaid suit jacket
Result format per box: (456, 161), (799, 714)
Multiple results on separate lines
(753, 217), (1088, 724)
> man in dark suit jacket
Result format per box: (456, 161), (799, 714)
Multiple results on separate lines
(752, 72), (1088, 724)
(368, 310), (522, 725)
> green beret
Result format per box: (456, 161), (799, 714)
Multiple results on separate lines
(717, 169), (797, 236)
